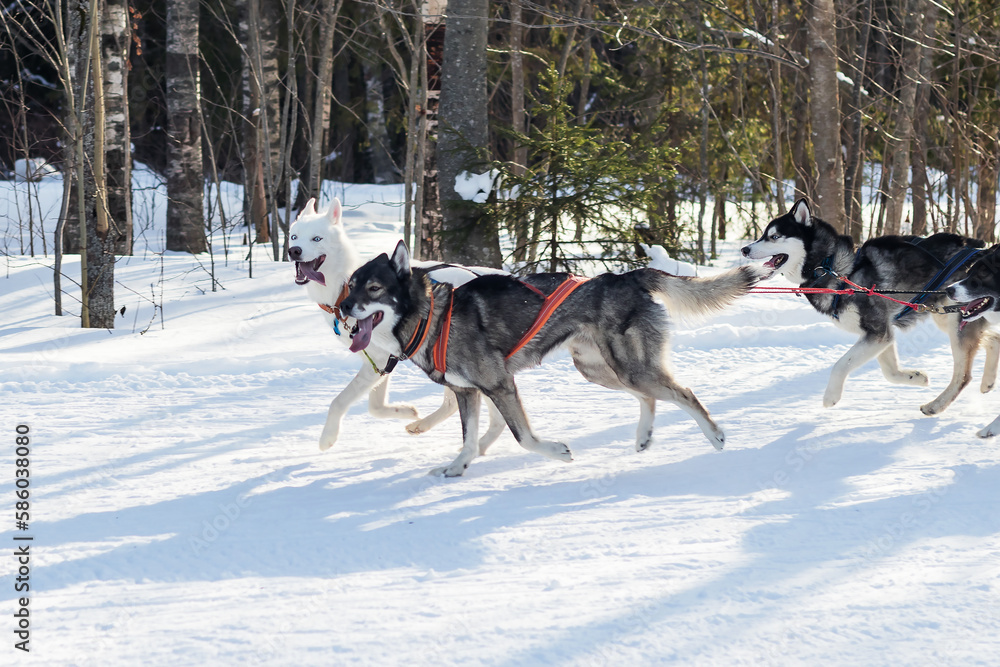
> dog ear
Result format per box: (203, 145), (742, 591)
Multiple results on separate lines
(791, 198), (812, 226)
(328, 197), (343, 226)
(303, 198), (317, 216)
(390, 240), (411, 278)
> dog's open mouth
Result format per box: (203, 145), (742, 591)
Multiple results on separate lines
(764, 254), (788, 270)
(349, 311), (384, 353)
(294, 256), (327, 285)
(960, 297), (994, 321)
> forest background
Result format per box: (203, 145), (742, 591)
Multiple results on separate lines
(2, 0), (1000, 328)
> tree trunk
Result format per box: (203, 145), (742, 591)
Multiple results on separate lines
(437, 0), (501, 266)
(807, 0), (846, 230)
(332, 54), (356, 182)
(844, 0), (872, 241)
(82, 0), (117, 328)
(510, 0), (529, 261)
(975, 131), (999, 242)
(882, 0), (927, 235)
(166, 0), (206, 253)
(303, 0), (340, 204)
(102, 0), (132, 254)
(910, 1), (938, 237)
(790, 18), (813, 203)
(363, 60), (396, 184)
(421, 13), (446, 261)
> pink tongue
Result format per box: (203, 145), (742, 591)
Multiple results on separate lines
(350, 315), (374, 352)
(296, 262), (326, 286)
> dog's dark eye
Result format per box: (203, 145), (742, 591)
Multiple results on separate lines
(348, 280), (355, 290)
(770, 233), (780, 241)
(312, 236), (322, 242)
(290, 234), (297, 241)
(368, 284), (382, 294)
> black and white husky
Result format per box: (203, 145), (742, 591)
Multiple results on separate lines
(742, 199), (998, 414)
(946, 244), (1000, 436)
(288, 198), (505, 451)
(338, 241), (768, 476)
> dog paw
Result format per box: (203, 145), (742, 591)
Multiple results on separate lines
(822, 393), (840, 408)
(405, 419), (426, 435)
(709, 430), (725, 451)
(537, 440), (574, 462)
(977, 426), (997, 439)
(636, 431), (653, 452)
(903, 370), (929, 386)
(318, 416), (343, 450)
(981, 381), (995, 394)
(429, 462), (468, 477)
(920, 401), (942, 416)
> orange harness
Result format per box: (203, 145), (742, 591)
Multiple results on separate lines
(506, 276), (588, 360)
(318, 283), (351, 335)
(430, 275), (588, 374)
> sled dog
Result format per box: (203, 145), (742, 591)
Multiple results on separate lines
(742, 198), (999, 414)
(289, 198), (505, 451)
(946, 244), (1000, 436)
(338, 240), (768, 476)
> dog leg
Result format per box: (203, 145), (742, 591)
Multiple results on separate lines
(876, 344), (929, 386)
(635, 396), (656, 452)
(319, 363), (386, 451)
(486, 381), (573, 462)
(429, 389), (482, 477)
(640, 379), (725, 450)
(981, 331), (1000, 393)
(824, 337), (893, 407)
(406, 387), (458, 435)
(366, 371), (419, 420)
(921, 319), (979, 415)
(478, 398), (505, 455)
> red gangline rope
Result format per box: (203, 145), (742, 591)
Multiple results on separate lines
(750, 279), (926, 311)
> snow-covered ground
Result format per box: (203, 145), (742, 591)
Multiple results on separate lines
(2, 174), (1000, 665)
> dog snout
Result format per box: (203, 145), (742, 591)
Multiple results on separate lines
(741, 245), (751, 257)
(339, 297), (355, 317)
(289, 246), (303, 261)
(945, 285), (957, 300)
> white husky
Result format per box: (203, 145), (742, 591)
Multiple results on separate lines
(289, 197), (506, 451)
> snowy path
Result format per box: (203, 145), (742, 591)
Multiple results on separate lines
(2, 197), (1000, 665)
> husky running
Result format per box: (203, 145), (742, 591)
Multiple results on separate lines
(338, 241), (768, 476)
(742, 198), (998, 414)
(288, 198), (506, 451)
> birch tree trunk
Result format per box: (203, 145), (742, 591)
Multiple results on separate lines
(437, 0), (501, 266)
(166, 0), (207, 253)
(807, 0), (846, 230)
(77, 0), (117, 327)
(882, 0), (927, 235)
(102, 0), (132, 254)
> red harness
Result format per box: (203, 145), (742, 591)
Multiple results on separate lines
(431, 276), (588, 374)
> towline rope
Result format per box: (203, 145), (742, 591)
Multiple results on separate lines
(750, 272), (962, 315)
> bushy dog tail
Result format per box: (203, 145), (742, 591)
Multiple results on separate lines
(641, 264), (769, 319)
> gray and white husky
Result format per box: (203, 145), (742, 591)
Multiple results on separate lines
(946, 244), (1000, 436)
(288, 198), (505, 451)
(742, 198), (998, 414)
(338, 240), (768, 476)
